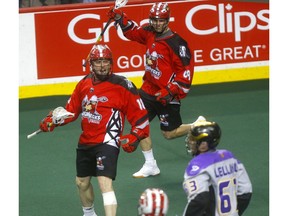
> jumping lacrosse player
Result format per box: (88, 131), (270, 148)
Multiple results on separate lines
(183, 120), (252, 216)
(39, 44), (150, 216)
(107, 2), (203, 178)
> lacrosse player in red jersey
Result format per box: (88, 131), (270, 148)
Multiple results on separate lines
(138, 188), (169, 216)
(39, 44), (150, 216)
(107, 2), (204, 178)
(183, 120), (252, 216)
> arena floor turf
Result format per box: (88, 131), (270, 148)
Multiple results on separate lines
(19, 79), (269, 216)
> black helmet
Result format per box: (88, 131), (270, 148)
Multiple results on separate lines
(191, 121), (221, 149)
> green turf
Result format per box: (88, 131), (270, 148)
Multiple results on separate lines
(19, 79), (269, 216)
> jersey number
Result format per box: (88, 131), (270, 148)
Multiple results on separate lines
(183, 70), (191, 81)
(218, 178), (236, 214)
(183, 179), (198, 197)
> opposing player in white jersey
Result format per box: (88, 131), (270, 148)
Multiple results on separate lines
(183, 120), (252, 216)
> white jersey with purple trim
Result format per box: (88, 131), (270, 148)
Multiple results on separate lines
(183, 149), (252, 216)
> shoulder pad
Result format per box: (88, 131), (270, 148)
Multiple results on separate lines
(185, 150), (235, 176)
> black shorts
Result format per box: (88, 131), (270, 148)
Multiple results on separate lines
(76, 144), (120, 180)
(139, 89), (182, 131)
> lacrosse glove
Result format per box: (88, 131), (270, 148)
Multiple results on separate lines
(39, 111), (56, 132)
(155, 82), (181, 106)
(107, 6), (129, 28)
(119, 128), (145, 153)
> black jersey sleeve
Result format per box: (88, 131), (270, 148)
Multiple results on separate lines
(184, 191), (210, 216)
(237, 193), (252, 215)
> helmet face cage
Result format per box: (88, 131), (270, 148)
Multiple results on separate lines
(89, 44), (113, 81)
(186, 121), (221, 155)
(138, 188), (169, 216)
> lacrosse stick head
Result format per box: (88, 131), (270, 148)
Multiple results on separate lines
(52, 107), (75, 125)
(115, 0), (128, 9)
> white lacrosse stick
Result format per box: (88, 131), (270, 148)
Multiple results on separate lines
(27, 107), (75, 139)
(51, 106), (75, 124)
(115, 0), (128, 9)
(83, 0), (128, 66)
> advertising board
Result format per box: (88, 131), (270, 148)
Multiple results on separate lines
(19, 0), (269, 98)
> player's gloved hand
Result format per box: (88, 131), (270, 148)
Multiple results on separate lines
(155, 82), (180, 106)
(39, 111), (56, 132)
(107, 6), (129, 27)
(119, 133), (139, 153)
(107, 6), (122, 20)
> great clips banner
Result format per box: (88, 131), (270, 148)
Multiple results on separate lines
(32, 0), (269, 79)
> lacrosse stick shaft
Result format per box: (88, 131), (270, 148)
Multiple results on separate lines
(83, 0), (128, 67)
(27, 129), (42, 139)
(83, 18), (113, 67)
(27, 107), (75, 139)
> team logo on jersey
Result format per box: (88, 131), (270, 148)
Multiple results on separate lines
(179, 45), (189, 58)
(125, 78), (134, 89)
(191, 165), (200, 172)
(96, 156), (106, 170)
(82, 95), (108, 124)
(145, 49), (163, 79)
(160, 114), (169, 127)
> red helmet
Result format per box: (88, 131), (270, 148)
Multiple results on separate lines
(89, 44), (112, 63)
(138, 188), (169, 216)
(149, 2), (170, 20)
(89, 44), (113, 82)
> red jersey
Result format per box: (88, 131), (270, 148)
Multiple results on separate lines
(63, 73), (149, 147)
(123, 24), (194, 99)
